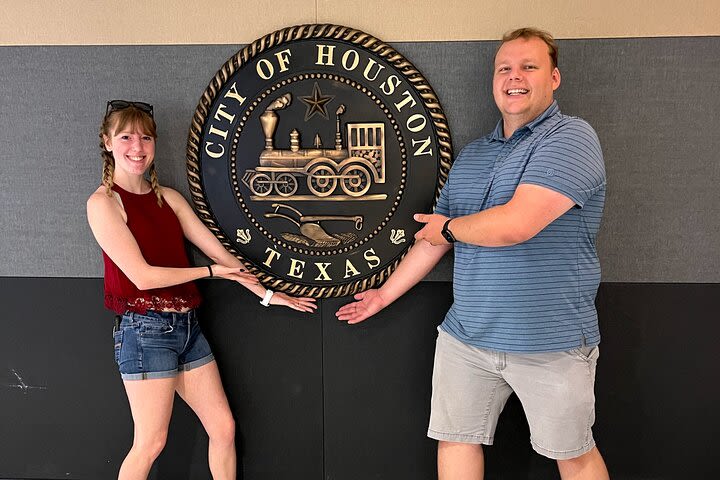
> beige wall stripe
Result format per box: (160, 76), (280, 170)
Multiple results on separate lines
(2, 0), (718, 46)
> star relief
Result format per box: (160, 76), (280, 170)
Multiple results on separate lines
(300, 82), (334, 121)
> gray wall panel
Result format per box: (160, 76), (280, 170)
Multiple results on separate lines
(557, 38), (720, 283)
(1, 38), (717, 281)
(0, 45), (238, 277)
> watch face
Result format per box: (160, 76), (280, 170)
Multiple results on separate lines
(442, 221), (456, 243)
(187, 24), (453, 298)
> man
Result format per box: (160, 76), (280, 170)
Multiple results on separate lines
(336, 28), (610, 479)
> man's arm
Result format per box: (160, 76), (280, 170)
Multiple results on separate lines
(415, 183), (575, 247)
(336, 239), (451, 324)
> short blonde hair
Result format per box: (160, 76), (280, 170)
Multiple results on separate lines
(499, 27), (558, 69)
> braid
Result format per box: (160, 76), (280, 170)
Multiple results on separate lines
(149, 163), (163, 207)
(100, 148), (115, 197)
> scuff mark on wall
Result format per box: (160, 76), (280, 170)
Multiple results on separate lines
(3, 368), (47, 394)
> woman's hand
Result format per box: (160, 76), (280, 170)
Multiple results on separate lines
(211, 264), (259, 286)
(270, 292), (317, 313)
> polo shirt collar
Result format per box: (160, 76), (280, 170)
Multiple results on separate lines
(489, 121), (505, 142)
(490, 100), (560, 142)
(525, 101), (560, 131)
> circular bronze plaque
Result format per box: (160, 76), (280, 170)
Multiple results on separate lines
(187, 24), (452, 297)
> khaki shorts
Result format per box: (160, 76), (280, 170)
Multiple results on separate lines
(427, 329), (599, 460)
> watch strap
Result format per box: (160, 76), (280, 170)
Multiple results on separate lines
(442, 218), (457, 243)
(260, 288), (274, 307)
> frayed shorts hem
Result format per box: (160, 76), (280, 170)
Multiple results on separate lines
(121, 353), (215, 381)
(531, 438), (596, 460)
(427, 429), (493, 446)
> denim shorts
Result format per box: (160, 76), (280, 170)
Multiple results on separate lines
(112, 309), (215, 380)
(427, 330), (599, 460)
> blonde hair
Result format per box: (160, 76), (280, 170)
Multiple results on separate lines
(99, 106), (163, 206)
(499, 27), (558, 69)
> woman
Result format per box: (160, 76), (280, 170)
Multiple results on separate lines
(87, 100), (316, 480)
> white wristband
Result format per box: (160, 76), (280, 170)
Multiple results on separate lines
(260, 289), (274, 307)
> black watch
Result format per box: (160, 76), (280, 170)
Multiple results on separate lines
(441, 218), (457, 243)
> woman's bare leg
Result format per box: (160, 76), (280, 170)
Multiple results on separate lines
(176, 361), (236, 480)
(118, 377), (177, 480)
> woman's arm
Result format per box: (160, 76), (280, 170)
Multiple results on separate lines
(162, 188), (316, 312)
(86, 189), (251, 290)
(162, 188), (247, 268)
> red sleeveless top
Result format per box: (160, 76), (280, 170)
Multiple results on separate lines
(103, 184), (202, 313)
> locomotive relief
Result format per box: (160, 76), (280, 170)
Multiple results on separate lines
(241, 92), (387, 200)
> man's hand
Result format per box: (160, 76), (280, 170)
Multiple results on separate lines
(413, 213), (450, 246)
(336, 289), (387, 325)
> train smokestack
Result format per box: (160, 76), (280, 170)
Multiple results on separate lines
(335, 104), (346, 150)
(260, 93), (292, 150)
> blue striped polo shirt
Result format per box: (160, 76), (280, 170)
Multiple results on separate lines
(435, 101), (606, 353)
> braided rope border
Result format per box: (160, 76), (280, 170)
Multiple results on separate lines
(186, 24), (453, 298)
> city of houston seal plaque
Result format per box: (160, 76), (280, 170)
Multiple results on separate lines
(187, 24), (452, 297)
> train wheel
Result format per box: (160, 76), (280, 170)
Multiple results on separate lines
(250, 173), (272, 196)
(307, 165), (337, 197)
(340, 164), (371, 197)
(275, 173), (298, 197)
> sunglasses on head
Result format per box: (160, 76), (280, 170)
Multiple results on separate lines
(105, 100), (154, 117)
